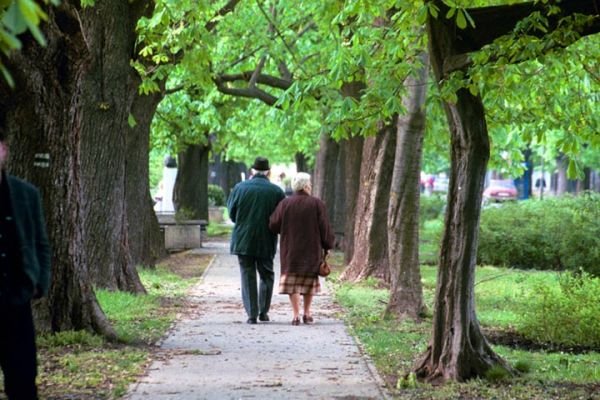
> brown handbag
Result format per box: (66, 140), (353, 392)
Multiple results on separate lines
(318, 253), (331, 277)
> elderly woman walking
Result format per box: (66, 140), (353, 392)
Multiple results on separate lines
(268, 172), (335, 326)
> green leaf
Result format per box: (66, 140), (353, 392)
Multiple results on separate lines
(0, 28), (21, 51)
(18, 0), (44, 25)
(2, 1), (28, 34)
(428, 3), (439, 19)
(567, 159), (577, 179)
(0, 62), (15, 88)
(417, 5), (428, 24)
(445, 7), (456, 20)
(24, 19), (46, 46)
(456, 9), (467, 30)
(464, 9), (475, 28)
(128, 113), (137, 128)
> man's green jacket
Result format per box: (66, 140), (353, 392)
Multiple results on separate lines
(7, 175), (51, 303)
(227, 175), (285, 259)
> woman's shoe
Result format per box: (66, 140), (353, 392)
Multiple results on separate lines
(291, 317), (301, 326)
(303, 315), (314, 324)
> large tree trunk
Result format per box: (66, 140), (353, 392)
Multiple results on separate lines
(340, 121), (396, 283)
(295, 152), (309, 174)
(173, 142), (210, 220)
(127, 89), (166, 268)
(386, 54), (429, 320)
(0, 0), (159, 336)
(341, 136), (363, 263)
(415, 7), (509, 382)
(340, 81), (365, 263)
(313, 133), (340, 220)
(332, 142), (346, 248)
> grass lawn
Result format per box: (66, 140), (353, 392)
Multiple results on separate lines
(330, 259), (600, 399)
(34, 250), (212, 399)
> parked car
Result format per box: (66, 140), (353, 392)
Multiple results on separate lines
(483, 179), (518, 203)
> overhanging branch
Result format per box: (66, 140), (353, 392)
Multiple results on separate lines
(217, 71), (292, 90)
(213, 77), (279, 106)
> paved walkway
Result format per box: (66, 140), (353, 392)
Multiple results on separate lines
(125, 241), (389, 400)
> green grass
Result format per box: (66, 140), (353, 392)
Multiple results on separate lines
(333, 265), (600, 399)
(206, 222), (233, 237)
(34, 264), (200, 398)
(419, 219), (443, 265)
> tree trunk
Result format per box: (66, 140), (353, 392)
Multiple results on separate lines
(332, 142), (346, 248)
(127, 88), (166, 268)
(341, 136), (364, 264)
(340, 81), (365, 263)
(340, 121), (396, 283)
(386, 53), (429, 320)
(313, 133), (340, 220)
(295, 152), (309, 174)
(173, 143), (210, 220)
(415, 8), (510, 382)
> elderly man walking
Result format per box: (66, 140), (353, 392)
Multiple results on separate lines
(227, 157), (285, 324)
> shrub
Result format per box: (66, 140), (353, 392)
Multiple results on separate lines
(477, 193), (600, 275)
(420, 194), (446, 226)
(518, 271), (600, 348)
(208, 184), (226, 206)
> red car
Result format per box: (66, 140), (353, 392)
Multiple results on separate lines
(483, 179), (518, 202)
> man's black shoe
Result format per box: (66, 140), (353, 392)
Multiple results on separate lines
(259, 313), (270, 322)
(247, 318), (257, 324)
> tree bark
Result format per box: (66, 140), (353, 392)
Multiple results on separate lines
(340, 121), (396, 283)
(313, 133), (340, 221)
(332, 142), (346, 248)
(386, 53), (429, 321)
(415, 5), (510, 381)
(341, 136), (364, 263)
(295, 152), (309, 174)
(127, 88), (166, 268)
(173, 143), (210, 220)
(340, 81), (365, 263)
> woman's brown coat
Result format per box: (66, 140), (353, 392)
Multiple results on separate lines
(269, 191), (335, 276)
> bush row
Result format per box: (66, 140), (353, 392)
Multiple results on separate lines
(477, 193), (600, 276)
(519, 271), (600, 348)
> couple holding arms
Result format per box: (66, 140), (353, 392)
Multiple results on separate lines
(227, 157), (335, 326)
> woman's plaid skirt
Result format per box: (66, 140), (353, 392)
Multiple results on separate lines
(278, 273), (321, 295)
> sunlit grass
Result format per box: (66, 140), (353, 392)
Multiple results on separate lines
(333, 236), (600, 399)
(33, 262), (203, 398)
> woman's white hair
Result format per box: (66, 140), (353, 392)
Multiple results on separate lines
(292, 172), (311, 192)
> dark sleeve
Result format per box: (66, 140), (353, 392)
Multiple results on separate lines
(317, 200), (335, 250)
(227, 186), (238, 223)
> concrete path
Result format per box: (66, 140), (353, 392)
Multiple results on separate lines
(125, 241), (389, 400)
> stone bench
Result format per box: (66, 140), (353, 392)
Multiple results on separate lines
(156, 213), (208, 251)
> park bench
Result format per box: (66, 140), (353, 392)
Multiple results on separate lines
(156, 212), (208, 251)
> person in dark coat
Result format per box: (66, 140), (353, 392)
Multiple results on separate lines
(268, 172), (335, 326)
(227, 157), (285, 324)
(0, 132), (51, 400)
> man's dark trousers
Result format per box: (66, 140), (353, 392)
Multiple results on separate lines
(0, 301), (38, 399)
(238, 255), (274, 320)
